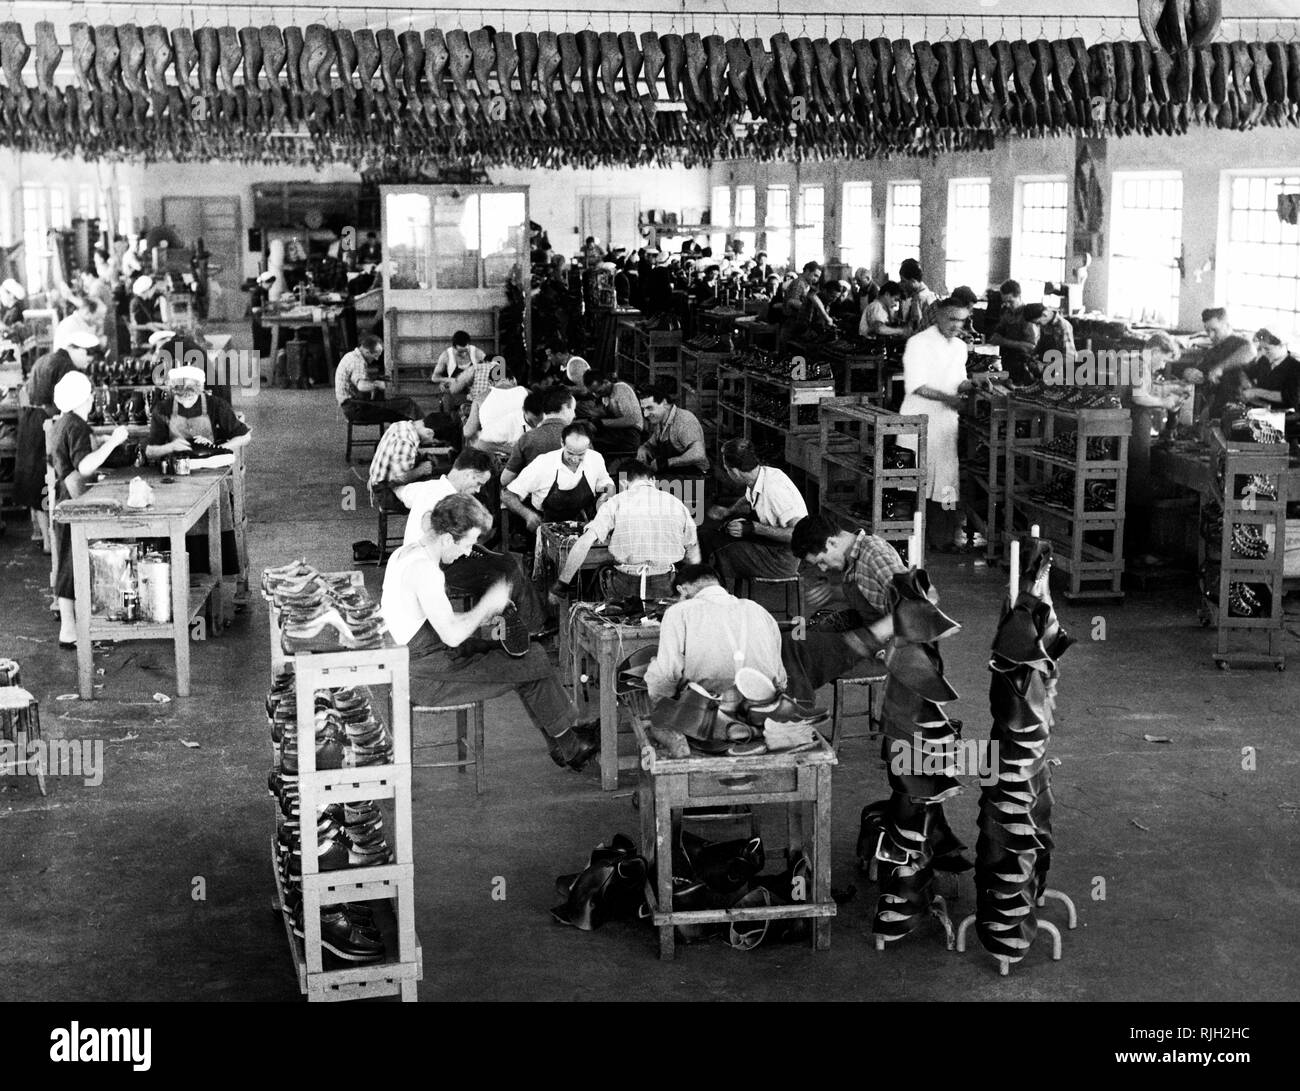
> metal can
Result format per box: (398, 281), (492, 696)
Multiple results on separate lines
(122, 587), (140, 623)
(175, 457), (191, 476)
(138, 552), (172, 623)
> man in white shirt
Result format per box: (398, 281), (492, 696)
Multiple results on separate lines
(898, 297), (991, 552)
(503, 423), (615, 530)
(430, 329), (486, 412)
(701, 439), (809, 586)
(548, 460), (701, 604)
(464, 364), (527, 457)
(381, 494), (599, 770)
(859, 281), (907, 338)
(644, 565), (787, 705)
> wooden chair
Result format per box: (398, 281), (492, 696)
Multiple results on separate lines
(345, 416), (387, 462)
(410, 700), (486, 795)
(734, 573), (806, 621)
(0, 687), (47, 796)
(828, 671), (888, 752)
(372, 486), (407, 566)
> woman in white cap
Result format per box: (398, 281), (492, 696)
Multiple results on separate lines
(14, 330), (101, 544)
(129, 275), (168, 337)
(49, 371), (131, 647)
(0, 277), (26, 327)
(53, 295), (105, 352)
(144, 363), (251, 462)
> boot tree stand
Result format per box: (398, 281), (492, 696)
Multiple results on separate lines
(0, 18), (1289, 167)
(955, 537), (1080, 976)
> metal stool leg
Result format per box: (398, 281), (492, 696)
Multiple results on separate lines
(456, 709), (468, 775)
(346, 420), (354, 461)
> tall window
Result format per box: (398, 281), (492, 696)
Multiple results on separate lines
(764, 184), (791, 270)
(22, 186), (49, 290)
(1109, 172), (1183, 326)
(795, 185), (825, 269)
(733, 185), (756, 259)
(885, 181), (922, 281)
(1014, 178), (1069, 303)
(709, 184), (730, 256)
(946, 178), (991, 294)
(841, 181), (873, 272)
(1220, 172), (1300, 334)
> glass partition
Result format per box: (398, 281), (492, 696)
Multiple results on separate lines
(385, 192), (431, 290)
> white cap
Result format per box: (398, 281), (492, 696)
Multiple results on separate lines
(53, 370), (92, 413)
(148, 330), (176, 346)
(1, 278), (25, 300)
(64, 329), (100, 349)
(132, 275), (154, 296)
(166, 365), (207, 386)
(1041, 293), (1063, 311)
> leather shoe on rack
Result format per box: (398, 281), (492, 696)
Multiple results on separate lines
(319, 909), (387, 962)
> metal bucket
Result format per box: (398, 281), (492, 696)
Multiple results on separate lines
(138, 552), (172, 623)
(89, 541), (138, 620)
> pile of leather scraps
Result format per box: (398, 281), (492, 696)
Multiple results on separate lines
(0, 17), (1289, 167)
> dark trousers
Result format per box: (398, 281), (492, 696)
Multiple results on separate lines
(406, 623), (576, 741)
(781, 629), (883, 702)
(699, 532), (800, 585)
(444, 547), (545, 635)
(600, 566), (676, 602)
(342, 397), (421, 425)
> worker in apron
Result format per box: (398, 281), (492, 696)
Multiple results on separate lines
(144, 365), (253, 581)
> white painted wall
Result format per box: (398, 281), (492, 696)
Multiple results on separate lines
(713, 125), (1300, 332)
(2, 151), (710, 280)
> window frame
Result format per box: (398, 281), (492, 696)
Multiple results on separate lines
(945, 176), (992, 295)
(885, 180), (922, 282)
(840, 181), (873, 273)
(1012, 175), (1069, 304)
(795, 184), (826, 271)
(1107, 170), (1184, 327)
(1216, 167), (1300, 337)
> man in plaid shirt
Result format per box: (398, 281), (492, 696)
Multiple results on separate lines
(367, 419), (437, 501)
(548, 461), (701, 603)
(781, 514), (910, 702)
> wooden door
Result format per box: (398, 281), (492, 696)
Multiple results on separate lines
(161, 196), (242, 322)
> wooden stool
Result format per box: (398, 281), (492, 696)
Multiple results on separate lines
(0, 687), (47, 796)
(411, 700), (486, 795)
(734, 574), (805, 621)
(374, 488), (408, 566)
(345, 418), (387, 462)
(829, 672), (887, 751)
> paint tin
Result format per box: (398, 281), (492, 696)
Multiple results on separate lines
(175, 457), (191, 476)
(138, 552), (172, 623)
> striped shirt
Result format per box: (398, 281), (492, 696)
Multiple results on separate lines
(585, 481), (698, 569)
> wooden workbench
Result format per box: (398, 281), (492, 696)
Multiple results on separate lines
(53, 466), (229, 699)
(632, 717), (838, 960)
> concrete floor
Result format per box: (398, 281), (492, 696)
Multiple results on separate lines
(2, 367), (1299, 1002)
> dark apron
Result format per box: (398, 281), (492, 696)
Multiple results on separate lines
(167, 395), (238, 576)
(168, 393), (217, 445)
(13, 405), (51, 509)
(538, 466), (597, 523)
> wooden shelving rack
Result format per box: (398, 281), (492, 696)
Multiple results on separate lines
(791, 339), (894, 397)
(817, 396), (927, 550)
(1004, 399), (1129, 602)
(959, 389), (1011, 561)
(679, 346), (727, 423)
(1202, 428), (1291, 671)
(630, 324), (686, 394)
(267, 579), (422, 1002)
(715, 358), (835, 462)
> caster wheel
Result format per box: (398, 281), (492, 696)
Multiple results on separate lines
(1275, 664), (1286, 672)
(1216, 660), (1230, 671)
